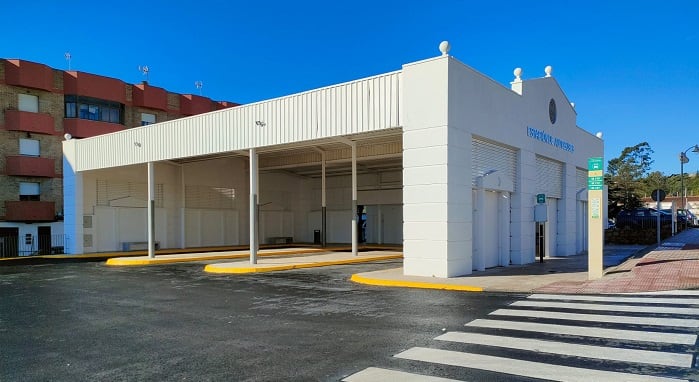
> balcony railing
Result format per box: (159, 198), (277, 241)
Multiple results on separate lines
(6, 155), (56, 177)
(63, 118), (125, 138)
(4, 109), (55, 135)
(5, 201), (55, 222)
(0, 234), (65, 258)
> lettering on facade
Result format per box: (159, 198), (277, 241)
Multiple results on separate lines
(526, 126), (575, 152)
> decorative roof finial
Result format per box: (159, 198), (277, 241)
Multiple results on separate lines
(439, 41), (451, 56)
(513, 67), (522, 82)
(544, 65), (553, 77)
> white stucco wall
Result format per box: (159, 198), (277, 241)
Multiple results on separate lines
(401, 55), (602, 277)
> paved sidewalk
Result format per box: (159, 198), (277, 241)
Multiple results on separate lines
(353, 229), (699, 294)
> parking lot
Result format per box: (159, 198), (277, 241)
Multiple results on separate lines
(0, 259), (518, 381)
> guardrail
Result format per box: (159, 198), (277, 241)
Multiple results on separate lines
(0, 234), (65, 258)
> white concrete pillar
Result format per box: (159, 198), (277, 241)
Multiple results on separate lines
(402, 56), (473, 277)
(147, 162), (155, 258)
(511, 150), (537, 265)
(474, 182), (485, 271)
(498, 192), (511, 267)
(557, 162), (577, 256)
(249, 148), (258, 264)
(351, 142), (358, 256)
(180, 166), (186, 249)
(62, 139), (83, 255)
(377, 205), (383, 245)
(321, 151), (327, 247)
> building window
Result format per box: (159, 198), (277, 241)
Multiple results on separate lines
(19, 182), (40, 201)
(18, 94), (39, 113)
(19, 139), (40, 157)
(141, 113), (156, 126)
(64, 95), (124, 124)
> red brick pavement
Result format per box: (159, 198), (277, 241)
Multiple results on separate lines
(535, 228), (699, 294)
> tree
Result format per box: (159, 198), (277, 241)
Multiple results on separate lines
(642, 171), (668, 197)
(606, 142), (654, 217)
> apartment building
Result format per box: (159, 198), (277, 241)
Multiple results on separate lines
(0, 59), (237, 256)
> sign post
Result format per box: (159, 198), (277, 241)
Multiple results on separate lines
(587, 157), (604, 280)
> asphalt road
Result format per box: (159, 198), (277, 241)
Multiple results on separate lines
(1, 259), (524, 381)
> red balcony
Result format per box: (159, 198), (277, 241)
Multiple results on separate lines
(64, 118), (125, 138)
(214, 101), (240, 110)
(132, 82), (168, 111)
(180, 94), (213, 116)
(63, 71), (126, 104)
(4, 109), (55, 135)
(3, 59), (53, 91)
(6, 156), (55, 177)
(5, 201), (55, 222)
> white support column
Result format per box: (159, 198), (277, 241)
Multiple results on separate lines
(62, 138), (83, 255)
(351, 142), (358, 256)
(402, 55), (473, 277)
(180, 166), (186, 249)
(498, 192), (511, 267)
(321, 151), (327, 247)
(378, 205), (383, 245)
(474, 180), (485, 271)
(249, 148), (258, 264)
(147, 162), (156, 259)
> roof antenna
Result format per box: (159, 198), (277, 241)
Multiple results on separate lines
(64, 52), (72, 71)
(138, 65), (150, 82)
(194, 80), (203, 96)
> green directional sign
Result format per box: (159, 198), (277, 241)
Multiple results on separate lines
(588, 157), (603, 171)
(587, 157), (604, 190)
(536, 194), (546, 204)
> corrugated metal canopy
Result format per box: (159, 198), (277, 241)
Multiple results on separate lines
(69, 71), (402, 173)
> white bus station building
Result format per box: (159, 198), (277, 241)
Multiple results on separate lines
(62, 43), (603, 278)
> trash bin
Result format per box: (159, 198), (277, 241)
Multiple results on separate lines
(313, 230), (321, 244)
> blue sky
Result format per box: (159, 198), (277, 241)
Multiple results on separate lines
(3, 1), (698, 175)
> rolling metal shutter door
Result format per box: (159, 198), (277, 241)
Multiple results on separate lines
(96, 180), (164, 207)
(535, 156), (564, 198)
(472, 138), (517, 190)
(576, 168), (588, 192)
(185, 185), (236, 209)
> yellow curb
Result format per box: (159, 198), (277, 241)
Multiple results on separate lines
(204, 254), (403, 274)
(105, 248), (331, 266)
(350, 273), (483, 292)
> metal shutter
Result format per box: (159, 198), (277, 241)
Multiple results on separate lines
(472, 137), (517, 190)
(96, 180), (164, 207)
(576, 168), (588, 191)
(185, 185), (236, 209)
(536, 156), (564, 198)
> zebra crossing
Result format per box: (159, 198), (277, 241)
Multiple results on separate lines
(343, 291), (699, 382)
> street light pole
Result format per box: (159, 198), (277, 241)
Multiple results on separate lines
(680, 144), (699, 229)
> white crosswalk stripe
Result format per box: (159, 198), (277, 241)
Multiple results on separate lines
(511, 300), (699, 315)
(436, 331), (693, 367)
(395, 347), (687, 382)
(466, 318), (697, 344)
(529, 293), (699, 305)
(342, 367), (464, 382)
(491, 308), (699, 327)
(343, 291), (698, 381)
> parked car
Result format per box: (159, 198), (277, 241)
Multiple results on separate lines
(679, 209), (697, 227)
(615, 208), (672, 229)
(660, 208), (697, 227)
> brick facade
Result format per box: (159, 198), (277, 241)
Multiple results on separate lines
(0, 58), (238, 222)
